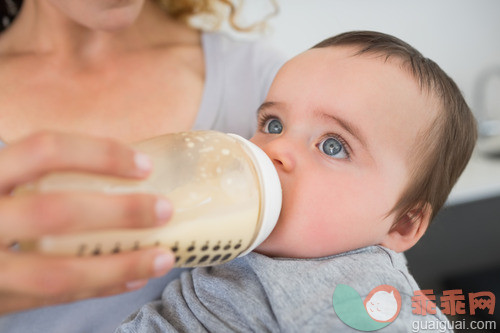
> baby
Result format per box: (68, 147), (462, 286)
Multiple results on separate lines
(117, 31), (477, 332)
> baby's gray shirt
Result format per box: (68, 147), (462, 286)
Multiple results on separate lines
(117, 246), (451, 332)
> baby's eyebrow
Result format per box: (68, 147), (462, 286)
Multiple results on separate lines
(257, 101), (283, 114)
(316, 110), (369, 151)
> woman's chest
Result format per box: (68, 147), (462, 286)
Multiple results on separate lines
(0, 50), (204, 143)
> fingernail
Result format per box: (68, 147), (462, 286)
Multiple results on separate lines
(154, 252), (174, 277)
(126, 279), (148, 291)
(134, 152), (152, 175)
(155, 198), (172, 224)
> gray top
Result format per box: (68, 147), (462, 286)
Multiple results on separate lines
(117, 246), (451, 333)
(0, 31), (286, 333)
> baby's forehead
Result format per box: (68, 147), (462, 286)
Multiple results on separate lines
(311, 45), (440, 105)
(303, 46), (438, 147)
(303, 44), (410, 70)
(287, 46), (417, 91)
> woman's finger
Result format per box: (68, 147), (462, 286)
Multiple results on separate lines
(0, 192), (172, 240)
(0, 132), (152, 194)
(0, 248), (175, 314)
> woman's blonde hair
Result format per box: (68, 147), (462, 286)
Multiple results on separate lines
(1, 1), (278, 33)
(154, 0), (278, 32)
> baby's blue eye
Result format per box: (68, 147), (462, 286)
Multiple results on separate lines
(319, 137), (348, 159)
(264, 118), (283, 134)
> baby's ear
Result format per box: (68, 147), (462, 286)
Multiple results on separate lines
(380, 203), (432, 253)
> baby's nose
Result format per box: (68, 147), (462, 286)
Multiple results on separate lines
(263, 139), (296, 173)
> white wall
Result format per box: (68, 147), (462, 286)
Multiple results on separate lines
(253, 0), (500, 119)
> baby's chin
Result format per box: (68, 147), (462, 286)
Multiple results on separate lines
(253, 235), (299, 258)
(253, 236), (335, 259)
(254, 229), (382, 259)
(253, 240), (280, 258)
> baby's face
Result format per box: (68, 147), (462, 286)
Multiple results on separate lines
(251, 46), (436, 258)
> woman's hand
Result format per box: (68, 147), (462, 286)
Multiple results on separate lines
(0, 132), (175, 314)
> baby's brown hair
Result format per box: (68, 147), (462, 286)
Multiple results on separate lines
(313, 31), (477, 226)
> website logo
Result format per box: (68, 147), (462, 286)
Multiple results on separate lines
(332, 284), (402, 331)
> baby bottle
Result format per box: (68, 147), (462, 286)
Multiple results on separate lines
(17, 131), (282, 267)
